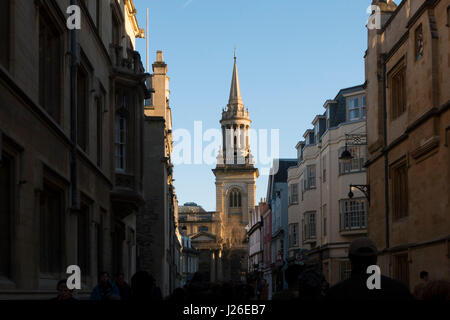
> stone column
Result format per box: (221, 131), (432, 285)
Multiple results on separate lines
(222, 126), (225, 152)
(210, 251), (216, 282)
(225, 125), (233, 164)
(217, 250), (223, 282)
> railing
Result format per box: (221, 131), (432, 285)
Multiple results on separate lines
(110, 44), (145, 75)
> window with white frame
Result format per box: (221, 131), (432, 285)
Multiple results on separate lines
(289, 223), (298, 248)
(340, 199), (367, 231)
(322, 204), (327, 236)
(340, 260), (352, 280)
(322, 155), (326, 182)
(326, 107), (330, 128)
(347, 95), (366, 121)
(307, 165), (316, 189)
(289, 184), (299, 205)
(339, 145), (366, 174)
(303, 211), (316, 241)
(314, 123), (320, 142)
(115, 114), (127, 170)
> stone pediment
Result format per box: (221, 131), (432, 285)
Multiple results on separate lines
(191, 232), (217, 242)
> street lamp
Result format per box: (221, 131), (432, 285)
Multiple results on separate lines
(339, 147), (353, 162)
(348, 184), (370, 204)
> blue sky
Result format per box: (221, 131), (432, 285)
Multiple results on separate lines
(133, 0), (372, 211)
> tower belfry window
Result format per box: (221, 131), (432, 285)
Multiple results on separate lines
(229, 189), (242, 208)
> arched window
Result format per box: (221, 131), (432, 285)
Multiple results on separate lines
(229, 189), (242, 208)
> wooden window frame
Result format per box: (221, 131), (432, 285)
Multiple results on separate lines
(390, 158), (409, 220)
(0, 151), (14, 279)
(388, 60), (407, 120)
(39, 179), (65, 277)
(0, 0), (11, 69)
(393, 253), (410, 288)
(414, 24), (424, 61)
(38, 4), (65, 124)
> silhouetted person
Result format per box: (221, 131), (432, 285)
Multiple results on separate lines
(325, 237), (413, 300)
(258, 279), (269, 300)
(273, 265), (301, 300)
(421, 280), (450, 300)
(185, 272), (210, 301)
(130, 271), (155, 301)
(321, 279), (330, 296)
(297, 266), (325, 301)
(413, 270), (429, 300)
(90, 272), (120, 300)
(115, 273), (131, 300)
(168, 287), (187, 302)
(51, 279), (76, 301)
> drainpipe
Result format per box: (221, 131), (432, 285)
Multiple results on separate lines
(381, 54), (389, 249)
(70, 0), (79, 210)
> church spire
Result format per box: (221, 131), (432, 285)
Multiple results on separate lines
(228, 56), (243, 105)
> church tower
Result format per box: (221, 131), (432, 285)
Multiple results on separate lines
(212, 56), (259, 282)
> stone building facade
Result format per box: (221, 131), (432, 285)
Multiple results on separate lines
(246, 202), (265, 275)
(178, 203), (221, 282)
(287, 85), (368, 286)
(139, 50), (180, 297)
(365, 0), (450, 289)
(177, 57), (259, 284)
(267, 159), (297, 293)
(261, 203), (273, 299)
(0, 0), (148, 298)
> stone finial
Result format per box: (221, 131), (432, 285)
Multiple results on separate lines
(157, 50), (164, 62)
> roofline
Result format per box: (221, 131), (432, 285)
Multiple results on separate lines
(333, 84), (365, 100)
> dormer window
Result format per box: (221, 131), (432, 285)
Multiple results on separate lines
(326, 107), (330, 128)
(309, 132), (315, 145)
(314, 124), (319, 142)
(347, 95), (366, 121)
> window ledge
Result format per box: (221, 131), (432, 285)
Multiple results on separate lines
(411, 136), (439, 163)
(339, 169), (366, 176)
(340, 229), (367, 236)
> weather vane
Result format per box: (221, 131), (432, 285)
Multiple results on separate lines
(234, 45), (237, 60)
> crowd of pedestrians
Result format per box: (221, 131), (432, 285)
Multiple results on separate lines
(52, 237), (450, 301)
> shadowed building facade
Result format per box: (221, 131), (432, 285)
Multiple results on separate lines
(365, 0), (450, 290)
(0, 0), (148, 298)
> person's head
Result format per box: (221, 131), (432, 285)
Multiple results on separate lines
(297, 269), (324, 300)
(116, 273), (125, 284)
(56, 279), (72, 300)
(191, 272), (203, 283)
(130, 271), (155, 299)
(420, 271), (429, 281)
(348, 237), (378, 275)
(99, 272), (111, 285)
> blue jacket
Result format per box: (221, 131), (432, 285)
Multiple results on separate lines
(90, 282), (121, 300)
